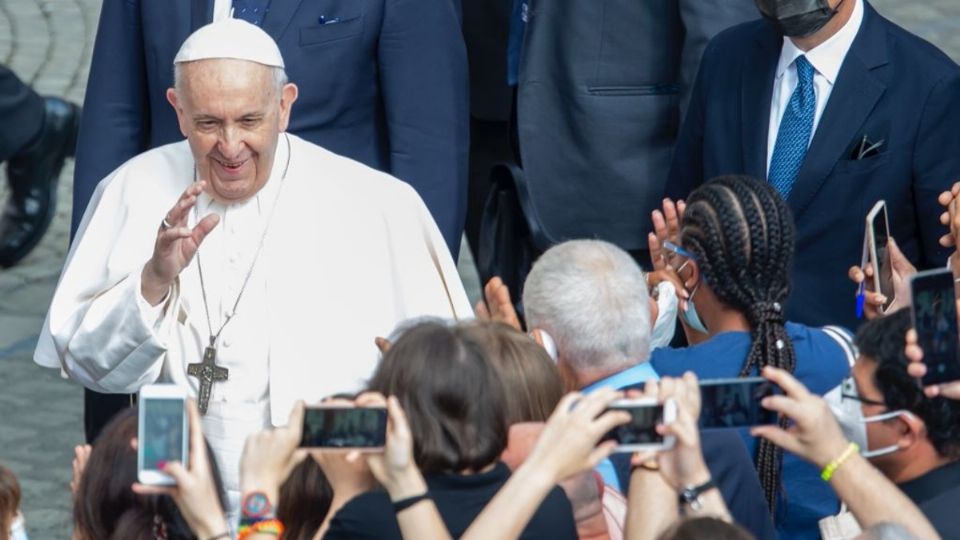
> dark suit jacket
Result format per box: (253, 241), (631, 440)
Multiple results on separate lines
(72, 0), (469, 255)
(669, 1), (960, 329)
(513, 0), (757, 250)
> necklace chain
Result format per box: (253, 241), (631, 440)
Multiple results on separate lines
(194, 133), (292, 348)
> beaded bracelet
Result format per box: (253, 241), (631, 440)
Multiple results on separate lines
(821, 442), (859, 481)
(237, 518), (285, 540)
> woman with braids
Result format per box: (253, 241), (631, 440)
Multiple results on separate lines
(647, 176), (853, 540)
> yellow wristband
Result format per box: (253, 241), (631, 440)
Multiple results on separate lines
(821, 442), (859, 481)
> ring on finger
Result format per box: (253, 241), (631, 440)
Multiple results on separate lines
(160, 218), (174, 230)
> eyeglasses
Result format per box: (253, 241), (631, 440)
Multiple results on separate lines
(840, 392), (887, 408)
(662, 240), (697, 271)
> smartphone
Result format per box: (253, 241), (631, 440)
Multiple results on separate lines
(698, 377), (780, 429)
(137, 384), (188, 485)
(300, 406), (388, 450)
(910, 268), (960, 385)
(866, 200), (895, 312)
(603, 398), (676, 452)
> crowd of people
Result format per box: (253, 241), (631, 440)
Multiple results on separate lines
(2, 0), (960, 539)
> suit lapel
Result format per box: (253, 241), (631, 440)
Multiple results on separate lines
(741, 25), (782, 181)
(262, 0), (305, 41)
(786, 2), (890, 217)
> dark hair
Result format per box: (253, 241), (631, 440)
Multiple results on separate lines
(0, 464), (21, 540)
(657, 517), (754, 540)
(73, 408), (227, 540)
(680, 175), (796, 513)
(855, 309), (960, 458)
(277, 458), (333, 540)
(368, 322), (509, 474)
(463, 322), (564, 424)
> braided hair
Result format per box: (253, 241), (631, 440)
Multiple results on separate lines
(679, 175), (796, 514)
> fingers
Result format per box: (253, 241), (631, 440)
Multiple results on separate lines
(186, 400), (206, 471)
(905, 329), (924, 363)
(162, 461), (191, 485)
(474, 300), (490, 321)
(662, 199), (680, 241)
(165, 181), (207, 227)
(374, 337), (392, 354)
(848, 266), (865, 285)
(355, 392), (387, 408)
(750, 426), (799, 455)
(287, 401), (305, 442)
(886, 238), (916, 276)
(132, 482), (177, 497)
(651, 209), (668, 242)
(906, 362), (927, 378)
(552, 392), (583, 420)
(573, 387), (621, 422)
(191, 214), (220, 247)
(584, 441), (618, 470)
(648, 233), (665, 271)
(761, 366), (809, 400)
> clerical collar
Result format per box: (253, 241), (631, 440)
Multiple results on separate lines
(196, 135), (289, 216)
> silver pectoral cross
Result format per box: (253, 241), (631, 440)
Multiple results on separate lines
(187, 342), (229, 415)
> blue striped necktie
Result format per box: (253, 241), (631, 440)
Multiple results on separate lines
(232, 0), (271, 26)
(768, 55), (816, 199)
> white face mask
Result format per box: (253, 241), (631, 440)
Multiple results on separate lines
(650, 281), (679, 349)
(10, 512), (28, 540)
(826, 379), (909, 459)
(532, 329), (558, 362)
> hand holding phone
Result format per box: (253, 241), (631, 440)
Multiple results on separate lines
(137, 384), (188, 485)
(910, 269), (960, 386)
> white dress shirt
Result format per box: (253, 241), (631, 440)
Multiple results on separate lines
(212, 0), (233, 22)
(766, 0), (865, 175)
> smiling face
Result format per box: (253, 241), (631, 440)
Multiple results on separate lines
(166, 58), (298, 203)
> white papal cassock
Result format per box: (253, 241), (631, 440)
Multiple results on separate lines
(34, 134), (473, 510)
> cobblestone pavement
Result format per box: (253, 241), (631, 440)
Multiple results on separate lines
(0, 0), (958, 536)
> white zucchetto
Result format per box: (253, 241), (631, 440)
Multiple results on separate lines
(174, 18), (285, 68)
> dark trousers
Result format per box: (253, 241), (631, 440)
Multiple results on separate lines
(464, 117), (513, 264)
(0, 64), (44, 162)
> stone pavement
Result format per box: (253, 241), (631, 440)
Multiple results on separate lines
(0, 0), (958, 536)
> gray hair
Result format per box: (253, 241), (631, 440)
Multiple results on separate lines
(522, 239), (651, 374)
(173, 61), (288, 96)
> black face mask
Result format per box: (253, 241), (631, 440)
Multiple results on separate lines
(755, 0), (843, 38)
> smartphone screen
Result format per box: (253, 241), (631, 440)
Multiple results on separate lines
(869, 203), (894, 309)
(911, 269), (960, 385)
(699, 378), (779, 429)
(603, 403), (664, 446)
(300, 407), (388, 449)
(141, 398), (186, 472)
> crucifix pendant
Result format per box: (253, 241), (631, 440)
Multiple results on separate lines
(187, 341), (230, 415)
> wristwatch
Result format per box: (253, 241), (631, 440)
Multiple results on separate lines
(241, 491), (274, 520)
(678, 478), (717, 512)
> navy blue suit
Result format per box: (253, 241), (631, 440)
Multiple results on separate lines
(72, 0), (468, 255)
(73, 0), (468, 443)
(669, 2), (960, 330)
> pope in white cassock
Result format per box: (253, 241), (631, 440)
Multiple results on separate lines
(34, 19), (472, 510)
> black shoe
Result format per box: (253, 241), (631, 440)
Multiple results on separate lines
(0, 97), (80, 268)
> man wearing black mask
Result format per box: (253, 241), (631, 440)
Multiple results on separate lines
(668, 0), (960, 334)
